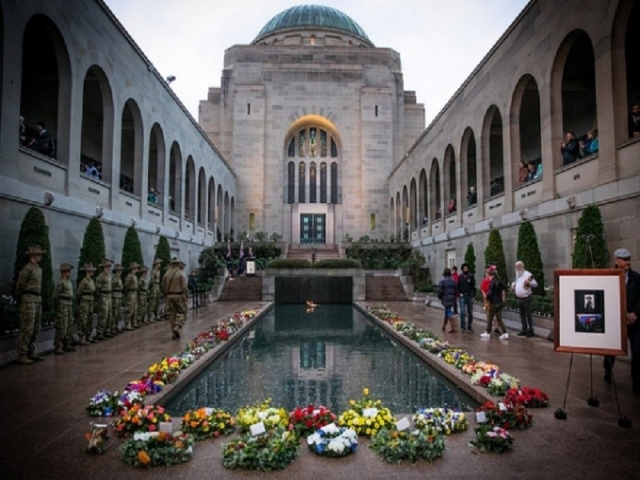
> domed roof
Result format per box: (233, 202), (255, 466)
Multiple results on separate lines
(254, 5), (372, 45)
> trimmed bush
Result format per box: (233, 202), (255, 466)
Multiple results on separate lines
(312, 259), (362, 269)
(155, 235), (171, 280)
(484, 228), (508, 284)
(516, 221), (545, 295)
(464, 243), (477, 275)
(77, 217), (106, 285)
(11, 206), (54, 326)
(121, 226), (144, 275)
(197, 246), (222, 285)
(572, 204), (608, 268)
(346, 244), (413, 269)
(267, 259), (312, 269)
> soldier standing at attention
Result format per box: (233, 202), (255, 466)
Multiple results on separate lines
(123, 262), (139, 330)
(53, 263), (76, 355)
(76, 263), (96, 345)
(148, 258), (162, 322)
(110, 264), (124, 335)
(137, 265), (149, 326)
(15, 245), (46, 364)
(162, 257), (188, 339)
(94, 259), (112, 341)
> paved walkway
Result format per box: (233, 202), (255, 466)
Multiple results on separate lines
(0, 300), (638, 479)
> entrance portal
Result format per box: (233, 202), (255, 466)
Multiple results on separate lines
(300, 213), (325, 244)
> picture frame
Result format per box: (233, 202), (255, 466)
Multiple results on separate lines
(554, 269), (627, 356)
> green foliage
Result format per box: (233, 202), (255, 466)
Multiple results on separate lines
(76, 217), (106, 284)
(572, 204), (608, 268)
(212, 243), (281, 269)
(222, 427), (298, 471)
(370, 428), (446, 464)
(343, 233), (353, 243)
(154, 236), (171, 280)
(484, 229), (508, 284)
(197, 247), (223, 285)
(312, 259), (362, 269)
(464, 243), (477, 275)
(269, 232), (283, 243)
(346, 244), (414, 270)
(11, 207), (54, 322)
(254, 231), (268, 243)
(121, 226), (144, 275)
(516, 221), (545, 294)
(267, 259), (312, 269)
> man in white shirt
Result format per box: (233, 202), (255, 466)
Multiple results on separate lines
(511, 260), (538, 337)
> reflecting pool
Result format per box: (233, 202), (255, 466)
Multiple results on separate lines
(165, 305), (477, 415)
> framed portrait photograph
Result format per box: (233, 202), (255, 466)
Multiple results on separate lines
(554, 269), (627, 356)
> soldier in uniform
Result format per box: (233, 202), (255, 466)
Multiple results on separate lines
(15, 245), (46, 364)
(123, 262), (139, 330)
(76, 263), (96, 345)
(137, 265), (149, 326)
(110, 264), (124, 335)
(53, 263), (76, 355)
(162, 257), (188, 339)
(148, 257), (162, 322)
(94, 259), (112, 341)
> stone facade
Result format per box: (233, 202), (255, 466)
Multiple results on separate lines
(0, 0), (236, 289)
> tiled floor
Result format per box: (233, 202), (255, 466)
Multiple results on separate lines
(0, 300), (638, 479)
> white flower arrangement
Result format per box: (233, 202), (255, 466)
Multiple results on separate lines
(307, 423), (358, 458)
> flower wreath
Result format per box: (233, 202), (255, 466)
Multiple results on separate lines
(222, 426), (298, 472)
(307, 423), (358, 458)
(338, 388), (396, 437)
(504, 387), (549, 408)
(86, 390), (120, 417)
(114, 404), (172, 437)
(236, 399), (289, 432)
(487, 374), (521, 396)
(412, 407), (468, 435)
(181, 407), (235, 440)
(476, 401), (532, 430)
(370, 426), (446, 464)
(121, 431), (194, 467)
(289, 404), (337, 437)
(469, 424), (514, 453)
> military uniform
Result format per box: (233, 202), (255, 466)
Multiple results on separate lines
(123, 263), (139, 330)
(111, 265), (124, 334)
(148, 258), (162, 321)
(137, 266), (149, 325)
(15, 245), (45, 364)
(53, 263), (75, 354)
(162, 258), (188, 339)
(76, 263), (96, 344)
(94, 260), (112, 340)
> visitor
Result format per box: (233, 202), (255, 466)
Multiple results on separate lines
(403, 222), (409, 242)
(188, 271), (198, 308)
(169, 196), (175, 211)
(85, 163), (99, 180)
(435, 206), (441, 220)
(526, 162), (537, 182)
(467, 186), (477, 206)
(216, 224), (222, 242)
(19, 115), (27, 145)
(490, 178), (502, 196)
(629, 103), (640, 138)
(451, 265), (459, 315)
(422, 214), (428, 226)
(161, 257), (188, 340)
(15, 245), (46, 364)
(447, 198), (456, 214)
(560, 131), (579, 166)
(511, 260), (537, 337)
(603, 248), (640, 394)
(458, 263), (476, 331)
(585, 129), (599, 155)
(437, 267), (458, 333)
(148, 188), (157, 204)
(480, 265), (509, 340)
(479, 265), (492, 316)
(53, 263), (76, 355)
(517, 161), (528, 185)
(535, 162), (543, 180)
(29, 121), (56, 158)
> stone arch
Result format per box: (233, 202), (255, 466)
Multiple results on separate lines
(443, 144), (457, 215)
(185, 156), (196, 220)
(395, 191), (401, 238)
(460, 127), (477, 206)
(389, 196), (395, 238)
(224, 191), (230, 235)
(230, 196), (235, 236)
(119, 98), (143, 196)
(80, 65), (114, 184)
(429, 158), (441, 220)
(197, 166), (206, 225)
(169, 141), (182, 213)
(147, 123), (165, 206)
(419, 168), (428, 225)
(217, 184), (224, 235)
(207, 176), (216, 232)
(511, 74), (542, 186)
(409, 177), (418, 229)
(401, 185), (409, 232)
(20, 14), (72, 162)
(482, 105), (505, 197)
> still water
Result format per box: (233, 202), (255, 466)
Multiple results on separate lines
(165, 305), (477, 415)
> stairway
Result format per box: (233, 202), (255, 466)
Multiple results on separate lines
(365, 276), (408, 301)
(287, 245), (341, 262)
(218, 276), (263, 301)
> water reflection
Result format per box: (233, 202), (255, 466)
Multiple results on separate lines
(166, 305), (476, 415)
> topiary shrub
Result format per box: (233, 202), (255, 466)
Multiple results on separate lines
(121, 226), (144, 275)
(155, 235), (171, 280)
(197, 246), (222, 285)
(464, 243), (477, 275)
(484, 228), (508, 285)
(266, 259), (312, 269)
(254, 231), (268, 243)
(516, 221), (545, 295)
(11, 206), (54, 327)
(572, 204), (608, 268)
(76, 217), (106, 285)
(312, 259), (362, 269)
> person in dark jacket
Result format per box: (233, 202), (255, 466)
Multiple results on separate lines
(438, 267), (458, 333)
(29, 121), (56, 158)
(560, 131), (579, 166)
(480, 266), (509, 340)
(603, 248), (640, 394)
(458, 263), (476, 331)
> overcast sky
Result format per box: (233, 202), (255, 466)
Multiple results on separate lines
(103, 0), (530, 125)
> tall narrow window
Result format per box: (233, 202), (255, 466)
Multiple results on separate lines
(375, 105), (378, 117)
(309, 127), (317, 157)
(330, 162), (338, 203)
(298, 130), (306, 157)
(309, 162), (317, 203)
(331, 138), (337, 157)
(288, 138), (295, 157)
(249, 212), (255, 229)
(320, 130), (327, 157)
(320, 162), (327, 203)
(370, 213), (376, 230)
(247, 103), (251, 115)
(299, 162), (306, 203)
(287, 161), (295, 204)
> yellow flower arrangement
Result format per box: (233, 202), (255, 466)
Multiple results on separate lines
(338, 388), (396, 437)
(236, 399), (289, 432)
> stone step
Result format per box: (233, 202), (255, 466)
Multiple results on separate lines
(218, 276), (263, 301)
(365, 276), (408, 301)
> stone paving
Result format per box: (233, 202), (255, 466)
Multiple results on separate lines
(0, 300), (639, 479)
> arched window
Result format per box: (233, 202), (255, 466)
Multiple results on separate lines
(198, 167), (206, 225)
(461, 128), (477, 206)
(208, 177), (215, 230)
(185, 156), (196, 220)
(288, 138), (295, 157)
(624, 2), (640, 138)
(298, 162), (306, 203)
(330, 162), (338, 203)
(483, 106), (504, 197)
(169, 142), (182, 213)
(309, 162), (317, 203)
(120, 99), (143, 196)
(419, 168), (428, 224)
(148, 123), (165, 205)
(444, 145), (456, 215)
(287, 161), (295, 204)
(320, 162), (327, 203)
(512, 75), (542, 185)
(429, 159), (441, 220)
(409, 178), (417, 228)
